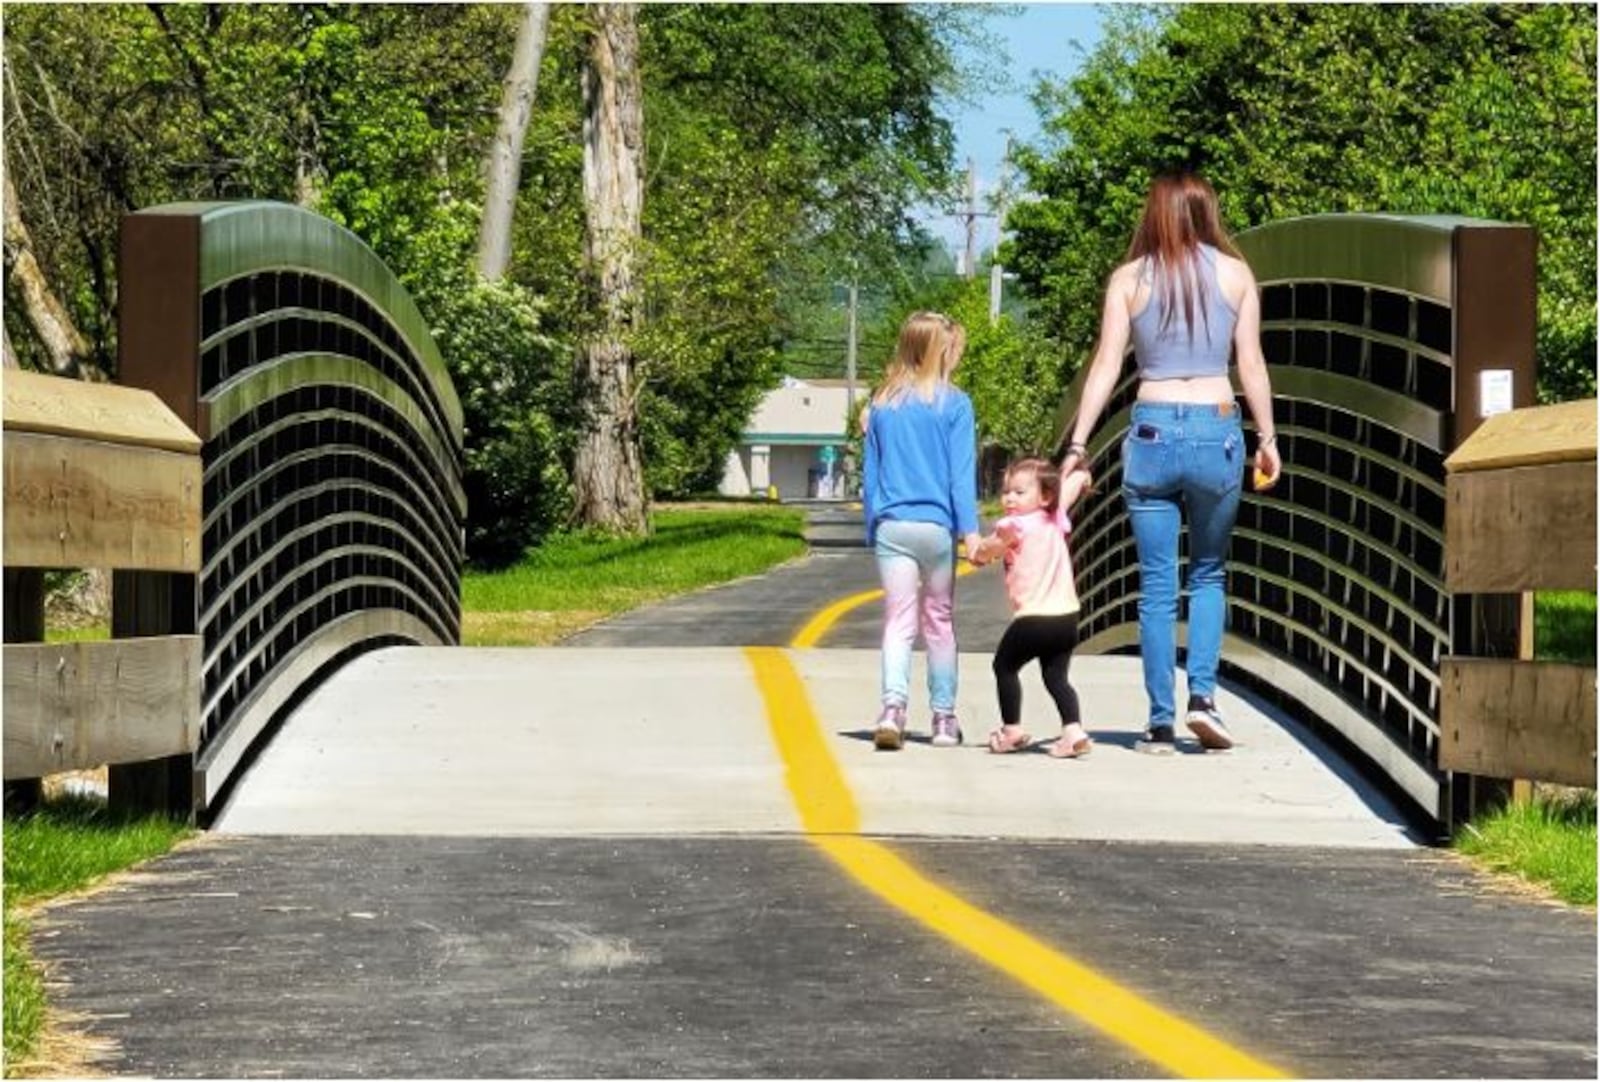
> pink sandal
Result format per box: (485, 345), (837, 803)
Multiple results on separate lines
(1049, 733), (1094, 759)
(986, 726), (1032, 754)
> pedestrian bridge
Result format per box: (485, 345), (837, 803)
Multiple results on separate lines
(5, 201), (1590, 839)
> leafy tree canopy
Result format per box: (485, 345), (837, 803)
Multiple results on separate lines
(1008, 3), (1597, 402)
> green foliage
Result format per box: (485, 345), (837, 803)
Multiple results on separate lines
(5, 3), (989, 551)
(1009, 4), (1597, 402)
(420, 276), (573, 567)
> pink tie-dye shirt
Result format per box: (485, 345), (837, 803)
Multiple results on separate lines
(994, 509), (1080, 618)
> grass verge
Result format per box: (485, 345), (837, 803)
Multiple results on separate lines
(462, 504), (807, 645)
(1535, 590), (1596, 665)
(1455, 790), (1596, 907)
(3, 798), (193, 1076)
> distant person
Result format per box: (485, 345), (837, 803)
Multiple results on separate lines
(861, 311), (981, 750)
(1061, 171), (1281, 754)
(970, 457), (1093, 758)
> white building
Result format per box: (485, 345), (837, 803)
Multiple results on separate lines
(719, 377), (860, 500)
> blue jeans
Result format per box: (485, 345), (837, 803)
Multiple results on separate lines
(1121, 402), (1243, 727)
(873, 519), (958, 713)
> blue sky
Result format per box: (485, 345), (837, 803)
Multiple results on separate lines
(919, 3), (1108, 258)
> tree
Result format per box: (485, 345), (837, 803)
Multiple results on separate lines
(573, 2), (648, 533)
(1007, 4), (1596, 402)
(477, 2), (550, 281)
(3, 169), (96, 378)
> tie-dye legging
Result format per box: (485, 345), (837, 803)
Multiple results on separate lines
(873, 519), (958, 713)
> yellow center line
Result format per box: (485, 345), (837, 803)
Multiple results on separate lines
(744, 642), (1287, 1079)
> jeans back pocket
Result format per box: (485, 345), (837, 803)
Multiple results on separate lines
(1121, 425), (1169, 495)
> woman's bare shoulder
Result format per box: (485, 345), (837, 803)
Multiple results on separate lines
(1214, 250), (1257, 285)
(1106, 259), (1144, 291)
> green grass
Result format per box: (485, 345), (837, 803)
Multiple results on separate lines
(3, 797), (193, 1074)
(1456, 791), (1597, 907)
(1535, 591), (1596, 664)
(43, 624), (109, 644)
(461, 505), (807, 644)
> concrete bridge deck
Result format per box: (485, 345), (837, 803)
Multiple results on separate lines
(211, 646), (1416, 848)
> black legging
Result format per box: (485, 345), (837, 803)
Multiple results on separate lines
(992, 613), (1081, 727)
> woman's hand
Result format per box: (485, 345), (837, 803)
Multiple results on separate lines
(1061, 465), (1094, 508)
(1253, 440), (1282, 491)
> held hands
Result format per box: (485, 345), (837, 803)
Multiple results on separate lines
(967, 532), (1004, 568)
(1060, 464), (1094, 509)
(963, 531), (990, 568)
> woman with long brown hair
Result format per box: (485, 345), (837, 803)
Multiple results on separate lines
(1060, 172), (1281, 753)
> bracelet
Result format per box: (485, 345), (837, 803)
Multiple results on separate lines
(1065, 442), (1088, 458)
(1258, 433), (1278, 448)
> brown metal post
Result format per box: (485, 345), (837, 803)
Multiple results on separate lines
(118, 214), (204, 434)
(114, 212), (205, 819)
(1446, 223), (1539, 829)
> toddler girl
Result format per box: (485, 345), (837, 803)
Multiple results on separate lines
(972, 458), (1092, 758)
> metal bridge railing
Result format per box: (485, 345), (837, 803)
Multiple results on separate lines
(1058, 214), (1537, 825)
(118, 202), (466, 810)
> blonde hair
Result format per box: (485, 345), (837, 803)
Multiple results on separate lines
(873, 311), (965, 406)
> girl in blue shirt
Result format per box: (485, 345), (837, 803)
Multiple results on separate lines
(862, 312), (981, 750)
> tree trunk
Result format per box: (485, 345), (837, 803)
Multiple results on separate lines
(477, 1), (550, 281)
(2, 169), (98, 379)
(573, 3), (648, 534)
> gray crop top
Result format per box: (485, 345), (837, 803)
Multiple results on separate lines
(1130, 244), (1239, 381)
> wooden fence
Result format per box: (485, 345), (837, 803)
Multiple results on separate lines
(3, 370), (203, 813)
(1440, 399), (1597, 790)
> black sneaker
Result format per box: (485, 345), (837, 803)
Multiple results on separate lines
(1136, 724), (1177, 755)
(1185, 696), (1234, 750)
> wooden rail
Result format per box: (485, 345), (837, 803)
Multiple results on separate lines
(1440, 399), (1597, 790)
(3, 370), (203, 810)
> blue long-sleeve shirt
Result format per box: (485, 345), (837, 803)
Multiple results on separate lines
(862, 387), (980, 545)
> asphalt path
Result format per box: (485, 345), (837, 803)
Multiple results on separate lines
(28, 505), (1598, 1078)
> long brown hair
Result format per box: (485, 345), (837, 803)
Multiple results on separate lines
(874, 311), (965, 406)
(1125, 172), (1243, 341)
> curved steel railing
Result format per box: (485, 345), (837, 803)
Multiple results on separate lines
(1057, 214), (1536, 823)
(119, 202), (466, 808)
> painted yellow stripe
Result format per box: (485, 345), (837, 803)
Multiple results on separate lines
(744, 644), (1288, 1080)
(791, 561), (978, 649)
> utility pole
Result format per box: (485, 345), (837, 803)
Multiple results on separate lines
(846, 279), (858, 409)
(963, 157), (979, 279)
(989, 135), (1014, 324)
